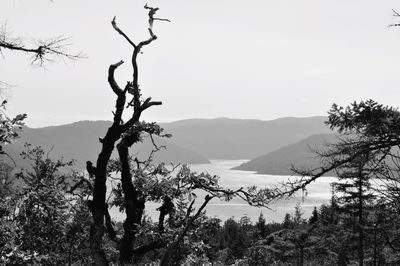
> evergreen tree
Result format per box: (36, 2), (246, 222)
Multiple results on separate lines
(221, 218), (247, 259)
(282, 213), (293, 229)
(256, 212), (267, 238)
(309, 207), (318, 224)
(293, 203), (306, 227)
(333, 150), (377, 266)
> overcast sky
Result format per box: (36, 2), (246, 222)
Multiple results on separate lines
(2, 0), (400, 127)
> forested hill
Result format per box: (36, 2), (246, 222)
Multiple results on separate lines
(160, 116), (331, 159)
(5, 121), (209, 170)
(233, 133), (337, 176)
(5, 116), (332, 170)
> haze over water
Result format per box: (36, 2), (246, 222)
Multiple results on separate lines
(111, 160), (335, 223)
(190, 160), (334, 222)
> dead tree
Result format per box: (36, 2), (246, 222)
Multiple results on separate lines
(86, 6), (165, 265)
(82, 6), (277, 265)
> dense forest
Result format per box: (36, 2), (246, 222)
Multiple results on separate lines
(2, 3), (400, 266)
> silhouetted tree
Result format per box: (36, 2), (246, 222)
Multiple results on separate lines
(66, 5), (275, 265)
(73, 6), (169, 264)
(282, 213), (293, 229)
(256, 212), (267, 238)
(293, 202), (306, 227)
(309, 207), (318, 224)
(332, 149), (378, 266)
(279, 100), (400, 196)
(273, 100), (400, 265)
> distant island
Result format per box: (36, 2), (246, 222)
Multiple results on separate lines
(232, 133), (337, 176)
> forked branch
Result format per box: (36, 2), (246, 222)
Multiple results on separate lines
(160, 195), (213, 266)
(111, 17), (136, 48)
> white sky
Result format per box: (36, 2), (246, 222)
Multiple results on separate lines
(2, 0), (400, 127)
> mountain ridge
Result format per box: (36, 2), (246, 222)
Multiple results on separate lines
(160, 116), (331, 159)
(11, 121), (210, 169)
(9, 116), (333, 171)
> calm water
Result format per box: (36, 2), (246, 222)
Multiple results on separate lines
(110, 160), (336, 223)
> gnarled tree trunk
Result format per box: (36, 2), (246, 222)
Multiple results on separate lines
(117, 132), (146, 263)
(87, 6), (164, 264)
(88, 61), (126, 266)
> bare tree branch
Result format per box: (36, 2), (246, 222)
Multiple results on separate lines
(140, 97), (162, 111)
(108, 60), (125, 95)
(160, 195), (213, 266)
(144, 4), (171, 28)
(111, 17), (136, 48)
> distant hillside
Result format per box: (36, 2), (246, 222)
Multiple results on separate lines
(161, 116), (331, 159)
(9, 121), (209, 170)
(233, 134), (337, 175)
(6, 116), (334, 170)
